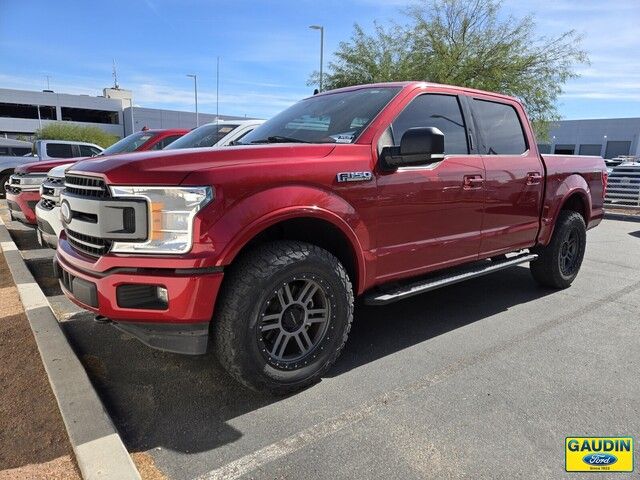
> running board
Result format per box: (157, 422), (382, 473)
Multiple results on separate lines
(363, 253), (538, 306)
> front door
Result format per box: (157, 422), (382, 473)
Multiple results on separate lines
(374, 91), (486, 283)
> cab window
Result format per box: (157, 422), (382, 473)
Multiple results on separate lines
(391, 94), (469, 154)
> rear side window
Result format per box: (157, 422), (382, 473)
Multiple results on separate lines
(150, 135), (183, 150)
(391, 94), (469, 154)
(472, 99), (526, 155)
(46, 143), (74, 158)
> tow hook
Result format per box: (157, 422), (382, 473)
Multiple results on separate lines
(94, 315), (111, 324)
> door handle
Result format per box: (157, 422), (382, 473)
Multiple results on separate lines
(463, 175), (484, 189)
(526, 172), (543, 185)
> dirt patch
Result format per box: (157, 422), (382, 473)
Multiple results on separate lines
(132, 452), (169, 480)
(0, 251), (80, 478)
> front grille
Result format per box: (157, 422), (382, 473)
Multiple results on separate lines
(40, 198), (55, 210)
(66, 229), (112, 257)
(65, 174), (110, 198)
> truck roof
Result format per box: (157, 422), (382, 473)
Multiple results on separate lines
(312, 81), (521, 104)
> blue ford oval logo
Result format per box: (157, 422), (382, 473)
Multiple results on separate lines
(60, 200), (72, 224)
(583, 453), (617, 466)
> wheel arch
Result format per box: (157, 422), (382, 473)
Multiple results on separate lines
(538, 174), (591, 245)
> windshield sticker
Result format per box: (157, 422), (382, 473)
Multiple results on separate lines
(219, 127), (233, 133)
(331, 132), (355, 143)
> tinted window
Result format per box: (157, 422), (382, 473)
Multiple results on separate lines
(165, 124), (239, 149)
(79, 145), (101, 157)
(472, 99), (526, 155)
(238, 87), (401, 145)
(150, 135), (183, 150)
(12, 147), (32, 156)
(392, 94), (468, 154)
(46, 143), (74, 158)
(101, 132), (155, 155)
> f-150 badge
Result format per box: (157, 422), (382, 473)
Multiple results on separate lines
(336, 171), (373, 183)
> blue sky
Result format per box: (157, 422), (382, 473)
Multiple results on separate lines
(0, 0), (638, 120)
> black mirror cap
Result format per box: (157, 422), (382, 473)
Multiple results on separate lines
(380, 127), (445, 170)
(401, 127), (445, 157)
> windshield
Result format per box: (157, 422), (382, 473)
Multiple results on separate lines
(165, 123), (240, 149)
(238, 87), (401, 145)
(101, 132), (155, 155)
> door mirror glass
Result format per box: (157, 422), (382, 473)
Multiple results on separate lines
(380, 127), (445, 170)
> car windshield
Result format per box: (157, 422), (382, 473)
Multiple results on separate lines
(164, 123), (240, 149)
(238, 87), (401, 145)
(101, 131), (155, 155)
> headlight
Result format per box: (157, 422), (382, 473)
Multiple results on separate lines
(109, 186), (213, 254)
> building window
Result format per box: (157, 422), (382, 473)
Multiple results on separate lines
(578, 144), (602, 156)
(0, 103), (56, 120)
(554, 144), (575, 155)
(604, 141), (631, 159)
(60, 107), (119, 124)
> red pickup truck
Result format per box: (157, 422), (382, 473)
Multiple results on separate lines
(5, 129), (187, 225)
(55, 82), (606, 393)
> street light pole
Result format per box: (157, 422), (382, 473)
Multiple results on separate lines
(309, 25), (324, 92)
(187, 74), (199, 127)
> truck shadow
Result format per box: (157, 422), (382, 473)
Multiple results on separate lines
(61, 265), (554, 455)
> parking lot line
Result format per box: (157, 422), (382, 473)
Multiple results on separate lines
(195, 277), (640, 480)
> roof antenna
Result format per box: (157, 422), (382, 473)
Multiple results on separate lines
(112, 59), (119, 89)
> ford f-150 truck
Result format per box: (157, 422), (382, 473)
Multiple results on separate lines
(55, 82), (606, 393)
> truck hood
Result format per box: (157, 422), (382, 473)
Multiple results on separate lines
(68, 144), (337, 185)
(16, 159), (81, 174)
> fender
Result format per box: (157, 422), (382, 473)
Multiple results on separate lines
(204, 185), (370, 293)
(537, 173), (592, 246)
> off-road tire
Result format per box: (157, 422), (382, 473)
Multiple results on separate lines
(214, 240), (354, 394)
(530, 210), (586, 289)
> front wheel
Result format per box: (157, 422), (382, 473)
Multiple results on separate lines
(214, 241), (354, 394)
(0, 171), (11, 198)
(530, 210), (586, 289)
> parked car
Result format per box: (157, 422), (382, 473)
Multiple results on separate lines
(0, 139), (103, 197)
(0, 138), (33, 157)
(7, 129), (188, 229)
(164, 120), (264, 150)
(55, 82), (606, 393)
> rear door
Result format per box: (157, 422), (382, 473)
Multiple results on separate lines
(468, 95), (544, 256)
(374, 90), (485, 282)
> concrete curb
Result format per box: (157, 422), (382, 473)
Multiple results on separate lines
(0, 218), (140, 480)
(604, 211), (640, 223)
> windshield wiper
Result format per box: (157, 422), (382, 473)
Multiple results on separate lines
(250, 136), (310, 144)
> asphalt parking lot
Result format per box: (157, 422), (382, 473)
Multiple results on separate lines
(2, 200), (639, 479)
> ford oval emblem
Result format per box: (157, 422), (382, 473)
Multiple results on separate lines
(582, 453), (617, 466)
(60, 200), (72, 224)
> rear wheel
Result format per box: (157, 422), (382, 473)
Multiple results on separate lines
(530, 210), (586, 289)
(214, 241), (354, 394)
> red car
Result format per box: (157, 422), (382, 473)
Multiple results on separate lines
(5, 129), (187, 224)
(55, 82), (606, 393)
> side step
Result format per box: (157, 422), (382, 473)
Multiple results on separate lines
(363, 253), (538, 305)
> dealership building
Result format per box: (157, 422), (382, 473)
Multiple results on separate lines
(1, 86), (639, 158)
(0, 87), (250, 139)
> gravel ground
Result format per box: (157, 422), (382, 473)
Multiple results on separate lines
(0, 248), (80, 479)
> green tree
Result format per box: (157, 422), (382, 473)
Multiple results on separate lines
(311, 0), (588, 139)
(35, 122), (119, 148)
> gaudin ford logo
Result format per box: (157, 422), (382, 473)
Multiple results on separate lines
(566, 437), (633, 472)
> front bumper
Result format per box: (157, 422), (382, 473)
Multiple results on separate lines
(6, 190), (40, 225)
(55, 236), (224, 354)
(35, 201), (62, 248)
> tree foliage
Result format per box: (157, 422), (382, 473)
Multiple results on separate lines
(35, 123), (119, 148)
(311, 0), (588, 139)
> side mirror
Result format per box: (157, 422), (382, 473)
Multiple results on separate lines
(380, 127), (445, 170)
